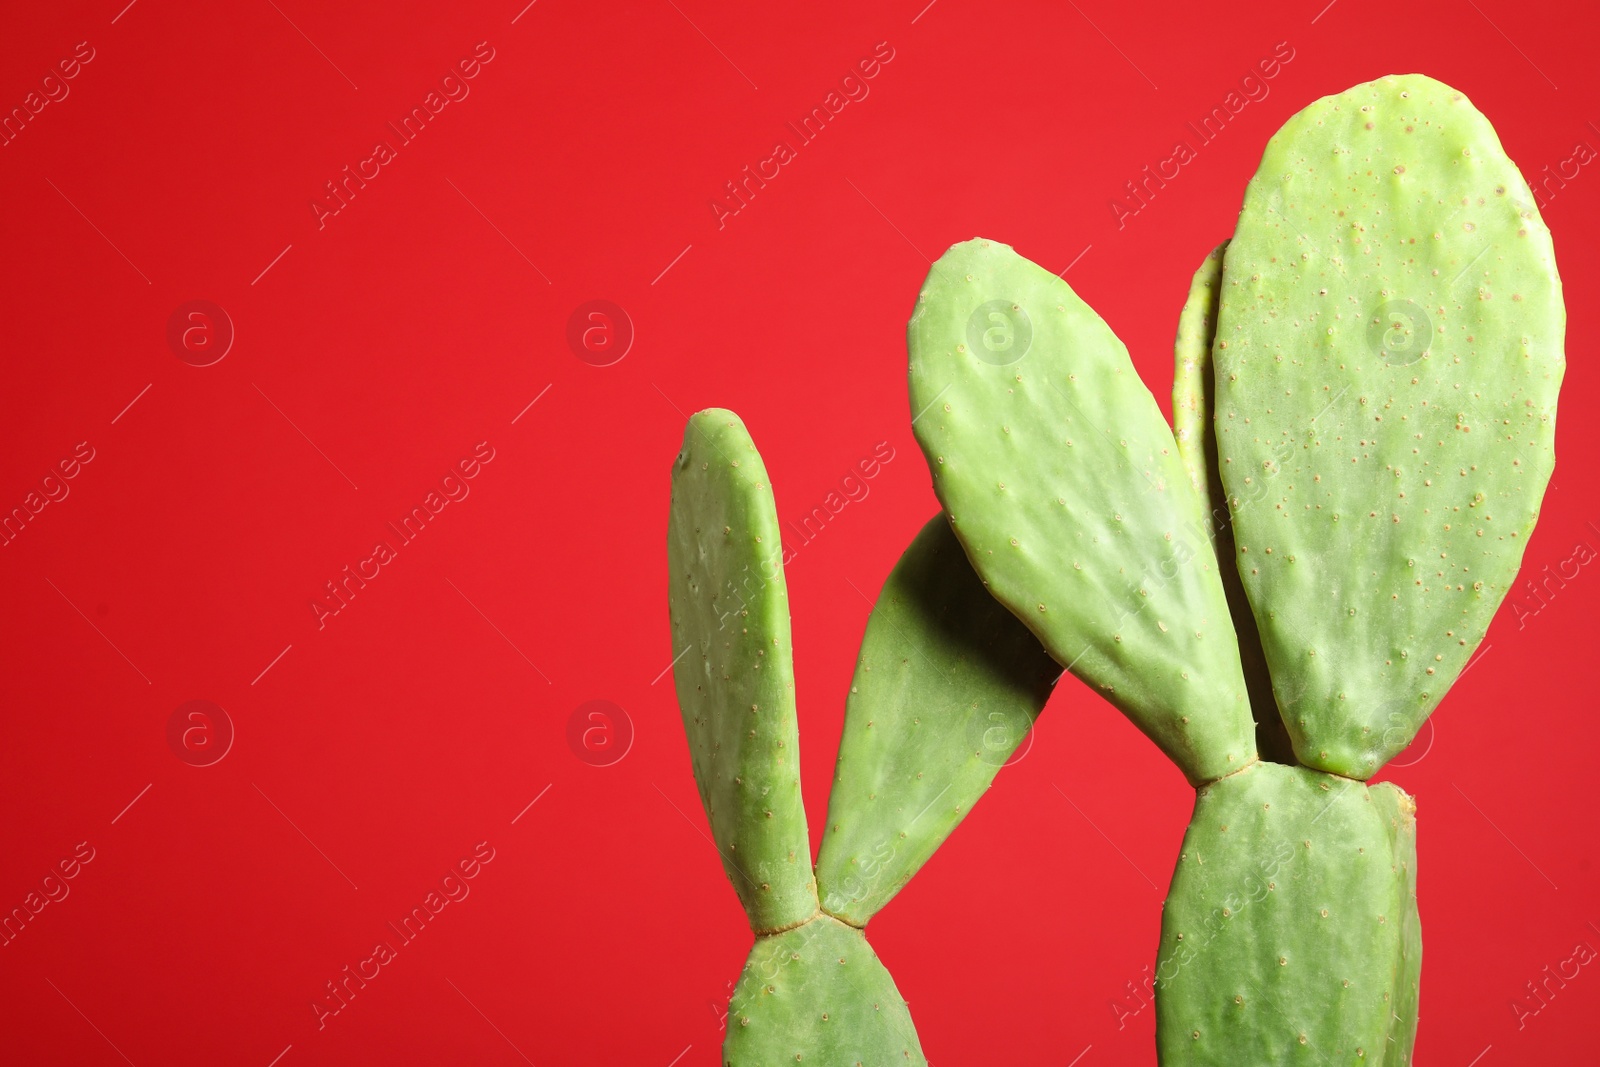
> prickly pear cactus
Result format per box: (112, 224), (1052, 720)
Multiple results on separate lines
(1173, 241), (1295, 765)
(1152, 72), (1559, 1064)
(667, 410), (815, 934)
(668, 411), (1057, 1065)
(721, 916), (921, 1065)
(901, 73), (1560, 1067)
(1213, 74), (1563, 777)
(815, 513), (1059, 925)
(907, 238), (1256, 785)
(1155, 763), (1408, 1063)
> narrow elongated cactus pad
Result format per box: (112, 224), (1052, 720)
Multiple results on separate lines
(1173, 241), (1295, 766)
(668, 410), (816, 932)
(1155, 762), (1412, 1064)
(1371, 783), (1421, 1064)
(1173, 241), (1234, 516)
(724, 915), (926, 1066)
(1215, 74), (1564, 777)
(909, 238), (1254, 784)
(815, 514), (1058, 925)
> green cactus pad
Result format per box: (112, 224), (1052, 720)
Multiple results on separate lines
(668, 410), (816, 932)
(724, 915), (926, 1066)
(1174, 241), (1233, 514)
(1214, 74), (1565, 777)
(1155, 762), (1408, 1064)
(908, 237), (1255, 784)
(1371, 782), (1421, 1064)
(1173, 241), (1296, 766)
(814, 514), (1059, 925)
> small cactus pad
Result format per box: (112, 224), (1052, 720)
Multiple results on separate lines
(1214, 74), (1565, 777)
(668, 410), (816, 932)
(723, 915), (926, 1066)
(1156, 762), (1412, 1064)
(908, 237), (1254, 784)
(1173, 241), (1295, 765)
(815, 514), (1059, 925)
(1371, 783), (1421, 1064)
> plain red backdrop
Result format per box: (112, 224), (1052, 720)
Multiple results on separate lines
(1, 1), (1595, 1063)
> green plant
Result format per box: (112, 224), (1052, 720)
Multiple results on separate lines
(666, 410), (1057, 1064)
(904, 73), (1561, 1064)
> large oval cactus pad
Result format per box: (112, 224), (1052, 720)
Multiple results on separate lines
(909, 238), (1254, 785)
(1214, 75), (1564, 777)
(815, 514), (1059, 925)
(1173, 241), (1295, 766)
(668, 410), (816, 932)
(1155, 762), (1412, 1064)
(724, 916), (926, 1066)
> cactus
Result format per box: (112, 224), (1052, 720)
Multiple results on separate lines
(667, 69), (1558, 1065)
(667, 411), (1057, 1064)
(907, 241), (1255, 784)
(814, 510), (1059, 925)
(1173, 242), (1296, 765)
(1154, 763), (1421, 1061)
(902, 74), (1560, 1065)
(1154, 73), (1559, 1063)
(1212, 74), (1563, 777)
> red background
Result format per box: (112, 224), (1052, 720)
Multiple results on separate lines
(1, 1), (1595, 1064)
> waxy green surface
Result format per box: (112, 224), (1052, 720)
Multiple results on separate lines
(815, 514), (1058, 925)
(668, 410), (815, 932)
(908, 238), (1255, 784)
(1156, 762), (1410, 1064)
(1173, 241), (1233, 518)
(1214, 74), (1564, 777)
(1173, 241), (1296, 765)
(1372, 783), (1421, 1064)
(723, 916), (925, 1067)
